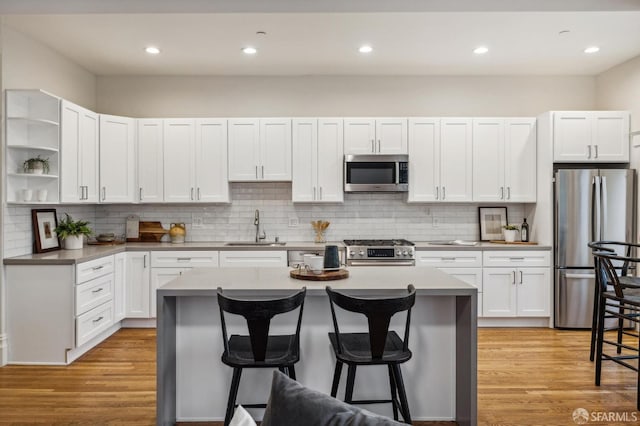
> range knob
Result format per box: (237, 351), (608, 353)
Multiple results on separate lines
(359, 250), (365, 257)
(349, 250), (355, 257)
(402, 250), (408, 256)
(408, 251), (414, 257)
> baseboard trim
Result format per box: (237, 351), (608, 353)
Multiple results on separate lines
(66, 322), (121, 364)
(0, 333), (8, 366)
(478, 317), (551, 327)
(121, 318), (157, 328)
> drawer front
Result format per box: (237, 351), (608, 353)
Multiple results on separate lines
(76, 302), (113, 347)
(416, 250), (482, 268)
(482, 250), (551, 268)
(76, 255), (115, 284)
(75, 274), (114, 316)
(219, 251), (287, 267)
(150, 251), (219, 268)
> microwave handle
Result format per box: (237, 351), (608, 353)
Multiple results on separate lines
(395, 163), (400, 184)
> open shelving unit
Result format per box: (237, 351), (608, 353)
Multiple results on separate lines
(5, 89), (61, 204)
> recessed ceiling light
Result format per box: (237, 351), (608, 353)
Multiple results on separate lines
(358, 45), (373, 54)
(584, 46), (600, 54)
(242, 47), (257, 55)
(473, 46), (489, 55)
(145, 46), (160, 55)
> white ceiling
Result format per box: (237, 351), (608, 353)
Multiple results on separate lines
(2, 2), (640, 76)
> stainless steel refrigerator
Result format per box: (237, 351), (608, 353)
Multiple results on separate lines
(554, 168), (636, 328)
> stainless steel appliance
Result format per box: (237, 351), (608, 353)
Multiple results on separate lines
(554, 168), (636, 328)
(344, 239), (415, 266)
(344, 154), (408, 192)
(287, 248), (345, 268)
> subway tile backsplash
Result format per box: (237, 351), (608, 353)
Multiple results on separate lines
(4, 183), (525, 257)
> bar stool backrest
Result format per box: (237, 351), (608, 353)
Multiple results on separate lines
(217, 287), (306, 362)
(326, 285), (416, 359)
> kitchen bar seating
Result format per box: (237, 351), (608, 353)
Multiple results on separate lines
(326, 285), (416, 424)
(592, 250), (640, 409)
(217, 287), (306, 426)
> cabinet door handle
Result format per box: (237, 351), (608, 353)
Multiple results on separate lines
(519, 270), (523, 284)
(139, 187), (143, 201)
(442, 257), (456, 261)
(587, 145), (592, 159)
(93, 316), (104, 323)
(102, 187), (106, 201)
(92, 287), (104, 294)
(512, 270), (516, 284)
(197, 187), (201, 200)
(92, 265), (104, 270)
(500, 187), (504, 199)
(507, 187), (511, 200)
(442, 186), (446, 200)
(377, 139), (381, 152)
(190, 188), (194, 200)
(177, 257), (191, 262)
(84, 186), (88, 200)
(319, 187), (323, 200)
(510, 257), (525, 261)
(261, 165), (264, 179)
(255, 165), (258, 179)
(143, 254), (147, 268)
(371, 139), (375, 153)
(313, 187), (316, 200)
(594, 145), (598, 158)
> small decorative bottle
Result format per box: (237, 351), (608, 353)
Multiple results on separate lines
(521, 218), (529, 242)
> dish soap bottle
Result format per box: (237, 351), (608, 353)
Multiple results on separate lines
(520, 218), (529, 242)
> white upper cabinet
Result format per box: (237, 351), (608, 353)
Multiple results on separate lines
(99, 114), (136, 203)
(408, 118), (472, 202)
(344, 118), (407, 155)
(292, 118), (344, 202)
(60, 100), (99, 203)
(473, 118), (536, 202)
(163, 119), (229, 203)
(137, 119), (164, 203)
(553, 111), (629, 163)
(228, 119), (292, 181)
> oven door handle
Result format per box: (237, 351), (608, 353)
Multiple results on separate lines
(348, 260), (415, 267)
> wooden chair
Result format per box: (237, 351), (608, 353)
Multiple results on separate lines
(217, 287), (306, 426)
(326, 285), (416, 424)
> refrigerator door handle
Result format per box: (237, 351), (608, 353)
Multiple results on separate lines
(565, 273), (596, 279)
(592, 176), (601, 243)
(600, 176), (607, 241)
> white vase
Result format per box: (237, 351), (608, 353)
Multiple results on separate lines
(63, 235), (84, 250)
(503, 229), (519, 242)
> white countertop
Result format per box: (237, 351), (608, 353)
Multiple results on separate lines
(157, 266), (477, 296)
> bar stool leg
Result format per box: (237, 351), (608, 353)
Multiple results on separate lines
(278, 366), (286, 374)
(617, 306), (625, 354)
(288, 364), (297, 381)
(330, 361), (343, 397)
(392, 364), (412, 424)
(595, 296), (607, 386)
(344, 365), (356, 404)
(388, 364), (399, 420)
(224, 368), (243, 426)
(590, 275), (601, 362)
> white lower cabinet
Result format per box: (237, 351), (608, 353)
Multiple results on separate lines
(415, 250), (482, 316)
(125, 252), (151, 318)
(482, 251), (550, 317)
(113, 252), (127, 323)
(150, 267), (190, 317)
(219, 250), (287, 267)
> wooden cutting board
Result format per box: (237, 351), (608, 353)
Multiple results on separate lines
(138, 221), (168, 242)
(290, 268), (349, 281)
(489, 240), (538, 245)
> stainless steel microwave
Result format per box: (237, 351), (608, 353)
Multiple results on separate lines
(344, 154), (409, 192)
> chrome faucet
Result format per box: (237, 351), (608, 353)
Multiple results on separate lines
(254, 209), (266, 242)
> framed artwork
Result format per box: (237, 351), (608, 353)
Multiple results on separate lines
(478, 207), (508, 241)
(31, 209), (60, 253)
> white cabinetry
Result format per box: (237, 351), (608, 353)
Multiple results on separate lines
(415, 250), (483, 315)
(99, 114), (136, 202)
(553, 111), (630, 163)
(219, 251), (287, 267)
(5, 89), (60, 204)
(137, 119), (164, 202)
(408, 118), (472, 202)
(292, 118), (344, 202)
(113, 252), (127, 323)
(473, 118), (536, 202)
(482, 251), (550, 317)
(343, 118), (407, 154)
(125, 252), (151, 318)
(228, 118), (291, 181)
(60, 100), (99, 203)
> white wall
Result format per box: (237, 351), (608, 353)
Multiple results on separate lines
(96, 75), (596, 117)
(1, 25), (96, 108)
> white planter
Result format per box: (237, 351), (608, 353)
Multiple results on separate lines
(63, 235), (84, 250)
(503, 229), (519, 242)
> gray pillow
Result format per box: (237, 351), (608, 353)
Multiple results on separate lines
(261, 371), (404, 426)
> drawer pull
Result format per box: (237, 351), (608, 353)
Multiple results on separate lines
(91, 288), (104, 294)
(177, 257), (192, 262)
(442, 257), (456, 261)
(92, 316), (104, 323)
(92, 265), (104, 270)
(509, 257), (525, 261)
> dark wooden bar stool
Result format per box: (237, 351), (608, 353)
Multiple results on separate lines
(217, 287), (306, 426)
(592, 251), (640, 409)
(326, 285), (416, 424)
(588, 241), (640, 361)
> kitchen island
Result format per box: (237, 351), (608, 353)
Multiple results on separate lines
(157, 266), (477, 425)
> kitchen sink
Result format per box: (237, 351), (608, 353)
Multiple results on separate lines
(224, 241), (287, 246)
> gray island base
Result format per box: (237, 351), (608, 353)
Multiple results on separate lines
(157, 266), (477, 425)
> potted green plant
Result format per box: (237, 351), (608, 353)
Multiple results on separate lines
(54, 213), (93, 249)
(23, 155), (50, 175)
(502, 224), (520, 242)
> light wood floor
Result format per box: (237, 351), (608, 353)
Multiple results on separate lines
(0, 328), (637, 425)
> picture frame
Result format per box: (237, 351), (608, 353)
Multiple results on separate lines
(31, 209), (60, 253)
(478, 207), (508, 241)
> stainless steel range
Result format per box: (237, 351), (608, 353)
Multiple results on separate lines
(344, 239), (415, 266)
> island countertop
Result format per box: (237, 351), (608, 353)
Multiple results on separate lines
(157, 265), (477, 296)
